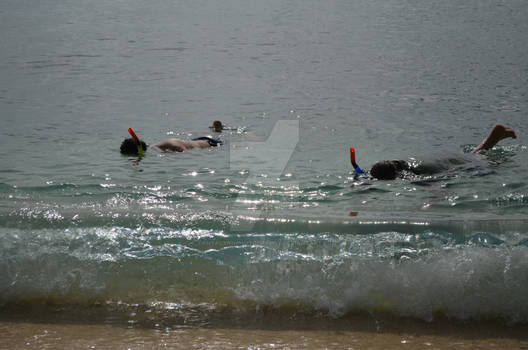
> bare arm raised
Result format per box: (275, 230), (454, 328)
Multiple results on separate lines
(472, 124), (517, 153)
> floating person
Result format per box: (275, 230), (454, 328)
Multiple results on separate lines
(120, 128), (222, 155)
(153, 136), (222, 152)
(365, 124), (517, 180)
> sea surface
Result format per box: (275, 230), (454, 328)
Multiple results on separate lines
(1, 0), (528, 341)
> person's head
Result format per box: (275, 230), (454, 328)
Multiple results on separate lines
(370, 160), (409, 180)
(120, 138), (147, 155)
(212, 120), (223, 132)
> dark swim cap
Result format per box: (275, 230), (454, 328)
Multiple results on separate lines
(370, 160), (409, 180)
(120, 138), (147, 155)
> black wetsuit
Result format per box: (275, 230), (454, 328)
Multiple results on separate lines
(370, 153), (492, 180)
(192, 137), (222, 147)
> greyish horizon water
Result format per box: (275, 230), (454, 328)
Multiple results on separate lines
(1, 0), (528, 348)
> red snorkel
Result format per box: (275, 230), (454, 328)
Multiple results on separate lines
(350, 147), (364, 174)
(128, 128), (143, 157)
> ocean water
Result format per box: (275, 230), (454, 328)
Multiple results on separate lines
(1, 0), (528, 333)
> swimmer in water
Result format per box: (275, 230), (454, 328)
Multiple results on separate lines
(209, 120), (241, 132)
(369, 124), (517, 180)
(120, 136), (221, 155)
(210, 120), (224, 132)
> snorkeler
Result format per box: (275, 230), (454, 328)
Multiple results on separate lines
(368, 124), (517, 180)
(120, 131), (222, 155)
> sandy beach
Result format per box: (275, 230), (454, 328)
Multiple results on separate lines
(1, 306), (527, 350)
(2, 320), (527, 349)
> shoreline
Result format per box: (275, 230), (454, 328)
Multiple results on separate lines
(2, 305), (528, 349)
(1, 320), (527, 350)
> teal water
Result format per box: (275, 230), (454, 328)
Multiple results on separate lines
(1, 0), (527, 327)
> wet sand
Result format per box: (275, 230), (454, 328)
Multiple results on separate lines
(1, 306), (527, 350)
(2, 321), (527, 350)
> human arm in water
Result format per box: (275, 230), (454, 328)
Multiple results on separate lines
(472, 124), (517, 153)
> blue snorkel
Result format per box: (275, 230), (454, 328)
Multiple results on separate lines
(350, 147), (364, 175)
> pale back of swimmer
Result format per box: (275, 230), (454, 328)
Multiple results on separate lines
(120, 136), (221, 155)
(154, 138), (211, 152)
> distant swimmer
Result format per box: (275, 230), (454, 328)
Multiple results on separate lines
(209, 120), (240, 133)
(210, 120), (224, 132)
(368, 124), (517, 180)
(120, 129), (222, 155)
